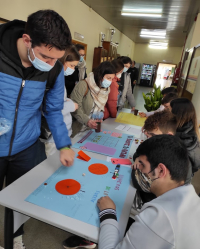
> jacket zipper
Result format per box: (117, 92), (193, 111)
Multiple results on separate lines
(8, 80), (25, 156)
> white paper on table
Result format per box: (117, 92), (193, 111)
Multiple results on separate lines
(106, 156), (112, 162)
(115, 124), (126, 131)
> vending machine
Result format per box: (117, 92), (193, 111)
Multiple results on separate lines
(139, 64), (155, 87)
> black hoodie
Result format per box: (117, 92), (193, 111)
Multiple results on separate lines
(0, 19), (35, 78)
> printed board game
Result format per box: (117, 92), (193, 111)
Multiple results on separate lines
(25, 157), (132, 227)
(72, 129), (134, 159)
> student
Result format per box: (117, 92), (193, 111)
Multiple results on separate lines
(0, 10), (75, 248)
(127, 60), (139, 93)
(104, 59), (124, 119)
(170, 98), (200, 173)
(70, 61), (116, 138)
(65, 44), (87, 97)
(139, 86), (177, 117)
(118, 56), (136, 111)
(97, 135), (200, 249)
(161, 92), (178, 111)
(45, 47), (80, 156)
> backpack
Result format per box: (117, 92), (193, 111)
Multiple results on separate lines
(40, 60), (63, 140)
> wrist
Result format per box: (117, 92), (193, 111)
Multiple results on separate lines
(60, 146), (71, 151)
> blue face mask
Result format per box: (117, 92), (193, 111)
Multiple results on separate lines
(79, 56), (84, 62)
(123, 67), (128, 73)
(28, 48), (55, 72)
(64, 67), (75, 76)
(101, 78), (112, 88)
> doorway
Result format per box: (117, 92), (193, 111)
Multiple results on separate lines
(154, 63), (177, 89)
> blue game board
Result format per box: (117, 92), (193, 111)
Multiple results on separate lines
(25, 157), (132, 227)
(72, 129), (134, 159)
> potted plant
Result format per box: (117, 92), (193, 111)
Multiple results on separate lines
(142, 85), (163, 112)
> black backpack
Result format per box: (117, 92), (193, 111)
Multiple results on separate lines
(40, 60), (63, 140)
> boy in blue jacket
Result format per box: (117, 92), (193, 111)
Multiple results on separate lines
(0, 10), (75, 248)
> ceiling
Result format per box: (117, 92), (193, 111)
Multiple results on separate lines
(81, 0), (200, 47)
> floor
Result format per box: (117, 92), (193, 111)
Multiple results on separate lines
(0, 85), (200, 249)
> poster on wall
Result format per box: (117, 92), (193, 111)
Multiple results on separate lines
(185, 47), (200, 94)
(181, 48), (194, 87)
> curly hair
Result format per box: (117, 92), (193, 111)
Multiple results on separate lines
(144, 110), (177, 134)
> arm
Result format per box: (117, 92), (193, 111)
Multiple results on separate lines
(45, 68), (71, 150)
(70, 81), (90, 126)
(145, 105), (165, 117)
(98, 198), (173, 249)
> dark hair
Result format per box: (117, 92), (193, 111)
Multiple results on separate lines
(25, 10), (72, 50)
(170, 98), (200, 139)
(93, 61), (116, 87)
(111, 59), (124, 73)
(161, 87), (177, 95)
(136, 135), (189, 183)
(161, 93), (178, 105)
(75, 44), (85, 51)
(133, 60), (136, 64)
(144, 110), (177, 134)
(119, 56), (132, 65)
(59, 45), (80, 64)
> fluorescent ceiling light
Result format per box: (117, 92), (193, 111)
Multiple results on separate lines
(150, 41), (168, 46)
(123, 8), (162, 13)
(140, 34), (166, 39)
(141, 30), (166, 36)
(122, 12), (162, 17)
(149, 45), (168, 49)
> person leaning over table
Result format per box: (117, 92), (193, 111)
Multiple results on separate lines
(70, 61), (116, 137)
(97, 135), (200, 249)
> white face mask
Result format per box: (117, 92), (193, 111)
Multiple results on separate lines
(28, 48), (55, 72)
(64, 67), (75, 76)
(123, 67), (128, 73)
(117, 73), (122, 79)
(101, 78), (112, 88)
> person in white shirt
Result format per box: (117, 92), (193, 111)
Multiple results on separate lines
(97, 134), (200, 249)
(139, 86), (177, 117)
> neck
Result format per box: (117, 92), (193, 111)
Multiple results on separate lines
(154, 181), (184, 197)
(17, 38), (32, 68)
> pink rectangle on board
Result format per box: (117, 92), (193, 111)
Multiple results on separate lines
(83, 142), (116, 156)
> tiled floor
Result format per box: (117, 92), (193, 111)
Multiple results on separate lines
(0, 85), (200, 249)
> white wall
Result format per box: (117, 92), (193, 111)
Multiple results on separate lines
(133, 44), (182, 65)
(0, 0), (135, 72)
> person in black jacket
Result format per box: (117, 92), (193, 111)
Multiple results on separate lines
(170, 98), (200, 174)
(65, 44), (87, 97)
(127, 60), (139, 93)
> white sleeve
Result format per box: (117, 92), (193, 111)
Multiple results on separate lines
(145, 105), (165, 117)
(62, 98), (76, 115)
(99, 207), (174, 249)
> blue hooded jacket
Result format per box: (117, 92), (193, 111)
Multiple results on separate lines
(0, 20), (71, 157)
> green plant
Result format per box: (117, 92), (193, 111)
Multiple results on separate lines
(142, 85), (163, 112)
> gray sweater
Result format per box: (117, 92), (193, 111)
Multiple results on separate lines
(99, 185), (200, 249)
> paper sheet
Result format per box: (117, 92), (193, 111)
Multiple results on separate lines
(115, 112), (146, 127)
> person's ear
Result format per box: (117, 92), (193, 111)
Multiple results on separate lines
(22, 34), (32, 49)
(167, 132), (174, 136)
(156, 163), (168, 178)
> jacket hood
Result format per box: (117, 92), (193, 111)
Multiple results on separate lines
(0, 20), (26, 67)
(176, 121), (198, 149)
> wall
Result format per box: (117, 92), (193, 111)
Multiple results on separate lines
(133, 44), (182, 66)
(0, 0), (135, 72)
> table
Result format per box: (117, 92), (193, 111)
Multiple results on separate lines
(0, 109), (140, 249)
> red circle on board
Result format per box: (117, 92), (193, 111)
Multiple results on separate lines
(55, 179), (81, 195)
(88, 163), (108, 175)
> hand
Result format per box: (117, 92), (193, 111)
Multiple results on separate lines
(131, 107), (135, 112)
(74, 102), (78, 110)
(133, 80), (137, 85)
(132, 157), (140, 170)
(139, 112), (146, 117)
(87, 119), (97, 129)
(97, 196), (116, 211)
(60, 148), (75, 167)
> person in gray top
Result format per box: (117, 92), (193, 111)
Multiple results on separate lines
(97, 135), (200, 249)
